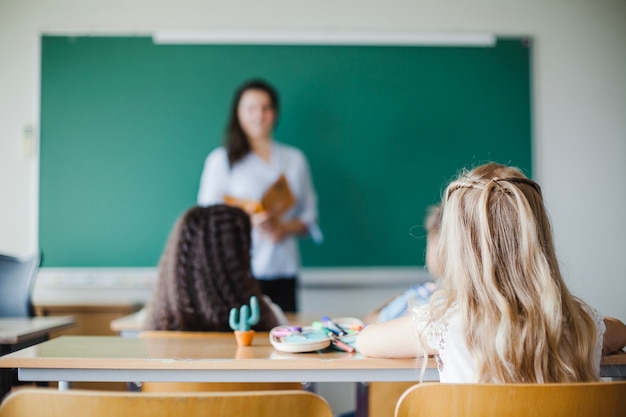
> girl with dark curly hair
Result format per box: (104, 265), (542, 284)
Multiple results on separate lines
(145, 204), (285, 331)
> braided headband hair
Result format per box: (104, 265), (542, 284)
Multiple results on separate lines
(446, 174), (542, 201)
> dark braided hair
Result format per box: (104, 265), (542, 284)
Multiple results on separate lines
(145, 205), (281, 331)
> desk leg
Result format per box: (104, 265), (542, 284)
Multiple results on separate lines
(58, 381), (71, 391)
(302, 382), (317, 393)
(128, 381), (142, 391)
(355, 381), (369, 417)
(0, 369), (11, 400)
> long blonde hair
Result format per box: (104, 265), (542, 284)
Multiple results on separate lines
(423, 163), (598, 382)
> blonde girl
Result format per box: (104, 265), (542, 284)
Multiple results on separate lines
(356, 163), (626, 383)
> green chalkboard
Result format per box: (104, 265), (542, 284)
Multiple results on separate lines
(40, 36), (532, 268)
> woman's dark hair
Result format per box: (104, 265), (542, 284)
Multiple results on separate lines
(146, 205), (281, 331)
(225, 79), (279, 167)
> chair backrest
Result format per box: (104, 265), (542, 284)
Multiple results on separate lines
(138, 330), (303, 392)
(0, 252), (40, 317)
(361, 381), (416, 417)
(395, 381), (626, 417)
(0, 388), (333, 417)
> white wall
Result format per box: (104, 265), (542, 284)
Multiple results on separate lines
(1, 0), (625, 322)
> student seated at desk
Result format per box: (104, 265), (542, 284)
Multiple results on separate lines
(357, 163), (626, 383)
(364, 205), (442, 325)
(144, 205), (286, 331)
(336, 206), (443, 417)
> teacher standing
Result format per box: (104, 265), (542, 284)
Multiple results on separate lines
(197, 79), (321, 313)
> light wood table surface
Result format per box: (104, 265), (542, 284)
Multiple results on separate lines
(109, 309), (146, 337)
(0, 333), (434, 388)
(1, 316), (76, 397)
(1, 333), (625, 389)
(0, 316), (76, 346)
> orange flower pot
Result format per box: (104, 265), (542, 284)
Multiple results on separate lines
(235, 346), (254, 359)
(234, 330), (255, 347)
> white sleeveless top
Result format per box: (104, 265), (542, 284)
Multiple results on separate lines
(419, 303), (605, 383)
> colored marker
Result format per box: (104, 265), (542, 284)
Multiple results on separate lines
(332, 339), (355, 353)
(322, 315), (347, 335)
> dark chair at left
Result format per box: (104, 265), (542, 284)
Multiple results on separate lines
(0, 251), (42, 399)
(0, 251), (41, 318)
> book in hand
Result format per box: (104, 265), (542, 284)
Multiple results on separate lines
(224, 174), (295, 218)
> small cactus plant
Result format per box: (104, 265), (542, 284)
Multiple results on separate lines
(229, 296), (260, 332)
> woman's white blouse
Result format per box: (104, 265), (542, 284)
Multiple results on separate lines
(197, 142), (320, 279)
(420, 302), (606, 383)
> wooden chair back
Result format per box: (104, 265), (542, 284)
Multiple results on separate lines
(395, 381), (626, 417)
(138, 330), (302, 392)
(360, 381), (417, 417)
(0, 388), (332, 417)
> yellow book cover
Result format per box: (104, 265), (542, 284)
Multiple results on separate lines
(224, 174), (295, 218)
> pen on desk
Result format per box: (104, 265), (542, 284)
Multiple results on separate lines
(272, 326), (302, 338)
(322, 325), (342, 337)
(330, 336), (355, 353)
(322, 315), (347, 335)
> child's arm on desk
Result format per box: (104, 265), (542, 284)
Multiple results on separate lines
(356, 315), (436, 358)
(603, 317), (626, 355)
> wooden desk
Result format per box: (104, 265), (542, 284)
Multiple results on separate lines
(37, 303), (142, 338)
(0, 317), (76, 348)
(0, 334), (433, 388)
(109, 310), (146, 337)
(0, 316), (76, 397)
(1, 334), (624, 388)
